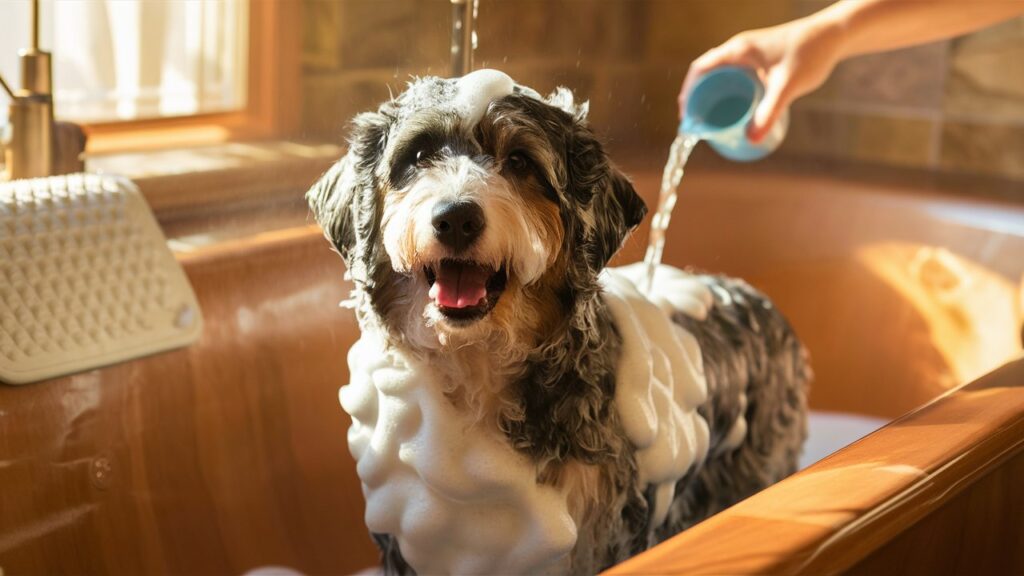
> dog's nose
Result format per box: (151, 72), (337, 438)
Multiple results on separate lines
(431, 200), (485, 251)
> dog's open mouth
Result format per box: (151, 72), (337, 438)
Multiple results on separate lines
(424, 259), (508, 322)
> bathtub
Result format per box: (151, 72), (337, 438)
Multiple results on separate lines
(0, 161), (1021, 574)
(607, 160), (1024, 574)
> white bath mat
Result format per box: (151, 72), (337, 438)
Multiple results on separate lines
(0, 174), (202, 385)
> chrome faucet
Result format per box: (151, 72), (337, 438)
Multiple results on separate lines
(450, 0), (478, 77)
(1, 0), (85, 181)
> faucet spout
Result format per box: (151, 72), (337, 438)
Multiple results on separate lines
(31, 0), (40, 51)
(0, 75), (14, 101)
(450, 0), (477, 77)
(3, 0), (57, 180)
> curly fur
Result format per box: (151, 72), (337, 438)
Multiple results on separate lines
(307, 74), (809, 574)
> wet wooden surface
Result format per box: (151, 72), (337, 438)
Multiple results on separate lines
(847, 448), (1024, 576)
(1, 163), (1022, 574)
(605, 358), (1024, 575)
(0, 228), (376, 575)
(620, 166), (1024, 419)
(602, 165), (1024, 574)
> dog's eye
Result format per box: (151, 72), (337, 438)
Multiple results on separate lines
(506, 151), (532, 173)
(415, 149), (433, 168)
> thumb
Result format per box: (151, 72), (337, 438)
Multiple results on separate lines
(748, 72), (789, 143)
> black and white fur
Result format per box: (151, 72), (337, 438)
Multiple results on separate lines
(307, 73), (809, 574)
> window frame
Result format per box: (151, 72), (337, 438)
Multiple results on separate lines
(81, 1), (301, 154)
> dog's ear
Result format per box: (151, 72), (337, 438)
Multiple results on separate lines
(306, 110), (391, 265)
(599, 168), (647, 263)
(307, 155), (356, 261)
(565, 120), (647, 268)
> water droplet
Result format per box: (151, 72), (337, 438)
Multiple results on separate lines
(175, 304), (195, 329)
(91, 456), (113, 490)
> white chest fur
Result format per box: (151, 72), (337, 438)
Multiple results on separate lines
(340, 265), (714, 574)
(341, 333), (577, 574)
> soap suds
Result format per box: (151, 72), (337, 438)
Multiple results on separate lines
(452, 69), (515, 127)
(599, 265), (712, 528)
(340, 264), (714, 571)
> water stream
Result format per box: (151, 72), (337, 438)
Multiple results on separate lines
(641, 132), (700, 294)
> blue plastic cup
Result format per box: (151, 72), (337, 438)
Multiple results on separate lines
(681, 66), (788, 162)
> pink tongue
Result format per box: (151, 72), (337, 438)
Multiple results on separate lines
(429, 263), (490, 309)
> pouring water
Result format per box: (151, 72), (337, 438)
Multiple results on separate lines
(640, 66), (788, 296)
(641, 132), (700, 294)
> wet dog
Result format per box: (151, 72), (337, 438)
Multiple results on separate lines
(307, 70), (809, 574)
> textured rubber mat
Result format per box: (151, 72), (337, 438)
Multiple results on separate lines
(0, 174), (202, 384)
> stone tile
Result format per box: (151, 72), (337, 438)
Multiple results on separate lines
(336, 0), (449, 71)
(844, 112), (936, 168)
(827, 41), (949, 111)
(593, 65), (689, 153)
(590, 68), (648, 149)
(781, 105), (936, 169)
(477, 1), (619, 67)
(940, 121), (1024, 180)
(301, 72), (398, 141)
(300, 62), (596, 143)
(644, 0), (793, 63)
(778, 105), (846, 159)
(638, 65), (691, 146)
(476, 0), (560, 62)
(302, 0), (340, 70)
(791, 0), (833, 19)
(595, 1), (649, 63)
(944, 16), (1024, 122)
(491, 62), (598, 104)
(548, 1), (611, 60)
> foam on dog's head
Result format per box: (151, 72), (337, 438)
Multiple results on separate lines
(452, 69), (515, 126)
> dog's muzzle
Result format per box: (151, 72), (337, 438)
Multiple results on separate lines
(424, 199), (507, 323)
(431, 200), (485, 252)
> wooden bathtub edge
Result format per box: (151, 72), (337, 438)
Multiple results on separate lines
(604, 357), (1024, 575)
(793, 365), (1024, 574)
(172, 224), (328, 267)
(167, 224), (1023, 575)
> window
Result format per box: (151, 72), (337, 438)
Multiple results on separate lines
(1, 0), (298, 153)
(1, 0), (248, 123)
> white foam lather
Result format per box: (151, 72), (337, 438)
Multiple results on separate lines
(341, 264), (713, 574)
(0, 173), (203, 385)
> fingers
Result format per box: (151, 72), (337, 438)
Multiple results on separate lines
(679, 36), (764, 119)
(748, 67), (791, 143)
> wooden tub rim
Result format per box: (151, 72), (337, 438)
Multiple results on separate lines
(605, 357), (1024, 575)
(174, 226), (1024, 575)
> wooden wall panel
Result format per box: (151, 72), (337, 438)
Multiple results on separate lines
(0, 230), (378, 575)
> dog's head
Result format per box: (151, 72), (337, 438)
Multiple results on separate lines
(308, 70), (646, 349)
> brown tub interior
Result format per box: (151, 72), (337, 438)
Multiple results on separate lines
(1, 161), (1022, 574)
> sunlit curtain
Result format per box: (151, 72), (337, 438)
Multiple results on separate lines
(0, 0), (247, 123)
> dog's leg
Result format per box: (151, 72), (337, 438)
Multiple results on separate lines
(371, 533), (415, 576)
(657, 275), (810, 540)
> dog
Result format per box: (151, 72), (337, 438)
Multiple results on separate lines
(307, 69), (809, 575)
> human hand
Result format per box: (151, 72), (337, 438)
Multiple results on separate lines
(678, 15), (845, 143)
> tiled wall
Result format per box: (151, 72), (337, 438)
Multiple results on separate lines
(302, 1), (1024, 183)
(787, 8), (1024, 182)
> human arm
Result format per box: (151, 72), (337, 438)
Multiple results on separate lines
(679, 1), (1024, 142)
